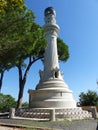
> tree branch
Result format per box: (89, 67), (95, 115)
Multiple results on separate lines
(0, 72), (4, 92)
(23, 56), (43, 82)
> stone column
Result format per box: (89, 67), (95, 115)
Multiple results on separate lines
(50, 109), (55, 121)
(43, 7), (62, 80)
(91, 107), (97, 119)
(9, 108), (15, 119)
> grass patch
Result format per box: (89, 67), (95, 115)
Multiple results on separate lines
(0, 118), (96, 130)
(13, 119), (71, 130)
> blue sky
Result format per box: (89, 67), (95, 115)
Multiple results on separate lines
(1, 0), (98, 103)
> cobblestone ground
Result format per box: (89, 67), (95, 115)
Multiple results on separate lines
(0, 119), (98, 130)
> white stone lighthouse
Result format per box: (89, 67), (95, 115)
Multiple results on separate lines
(28, 7), (76, 108)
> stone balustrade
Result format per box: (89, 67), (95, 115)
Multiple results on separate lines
(9, 107), (94, 121)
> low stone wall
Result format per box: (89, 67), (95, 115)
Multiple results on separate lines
(10, 107), (93, 121)
(55, 107), (92, 120)
(82, 106), (98, 112)
(15, 108), (50, 120)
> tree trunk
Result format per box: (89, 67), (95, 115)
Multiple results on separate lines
(16, 58), (32, 108)
(0, 72), (4, 92)
(17, 66), (23, 108)
(17, 82), (24, 108)
(17, 65), (27, 108)
(16, 57), (42, 109)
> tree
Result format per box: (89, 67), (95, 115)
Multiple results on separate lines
(0, 0), (25, 91)
(0, 3), (46, 108)
(0, 93), (17, 112)
(0, 3), (69, 108)
(0, 0), (24, 13)
(0, 93), (29, 112)
(22, 102), (29, 108)
(0, 4), (35, 91)
(78, 90), (98, 106)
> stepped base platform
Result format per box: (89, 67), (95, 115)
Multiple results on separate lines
(28, 79), (76, 108)
(28, 89), (76, 108)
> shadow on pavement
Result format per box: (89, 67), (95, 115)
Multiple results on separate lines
(96, 122), (98, 130)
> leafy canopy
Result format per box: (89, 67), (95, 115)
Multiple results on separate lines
(0, 93), (16, 112)
(0, 93), (29, 112)
(0, 6), (37, 72)
(57, 38), (69, 62)
(78, 90), (98, 106)
(0, 0), (24, 13)
(0, 0), (69, 73)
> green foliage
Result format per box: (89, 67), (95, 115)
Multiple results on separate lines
(22, 102), (29, 108)
(0, 0), (24, 13)
(57, 38), (69, 62)
(0, 93), (17, 112)
(78, 90), (98, 106)
(0, 3), (69, 72)
(0, 93), (29, 112)
(0, 6), (36, 72)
